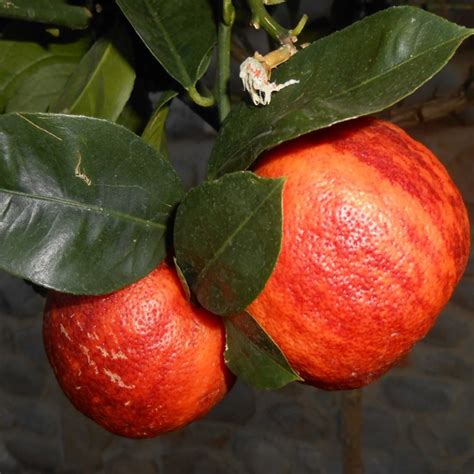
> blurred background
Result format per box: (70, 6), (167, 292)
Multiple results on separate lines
(0, 0), (473, 473)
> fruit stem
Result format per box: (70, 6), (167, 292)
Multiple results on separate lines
(245, 0), (307, 46)
(340, 389), (364, 474)
(245, 0), (291, 42)
(217, 0), (235, 123)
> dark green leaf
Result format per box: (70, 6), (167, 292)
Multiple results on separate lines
(174, 172), (284, 316)
(142, 91), (177, 158)
(224, 311), (302, 389)
(0, 113), (184, 295)
(0, 0), (91, 29)
(116, 0), (216, 90)
(49, 32), (135, 121)
(208, 6), (473, 178)
(0, 35), (90, 113)
(116, 102), (146, 133)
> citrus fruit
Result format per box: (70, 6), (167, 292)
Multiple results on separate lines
(43, 263), (233, 438)
(249, 117), (470, 390)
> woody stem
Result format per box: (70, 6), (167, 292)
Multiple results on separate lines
(341, 389), (364, 474)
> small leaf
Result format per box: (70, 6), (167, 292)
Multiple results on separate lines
(116, 102), (145, 133)
(49, 31), (136, 122)
(173, 257), (191, 302)
(225, 311), (302, 389)
(116, 0), (216, 90)
(174, 172), (284, 316)
(0, 33), (90, 113)
(0, 113), (184, 295)
(0, 0), (91, 30)
(208, 6), (473, 178)
(142, 91), (177, 158)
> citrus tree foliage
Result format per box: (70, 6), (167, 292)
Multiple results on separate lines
(0, 0), (471, 388)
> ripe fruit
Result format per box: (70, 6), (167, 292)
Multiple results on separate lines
(250, 118), (470, 390)
(43, 263), (233, 438)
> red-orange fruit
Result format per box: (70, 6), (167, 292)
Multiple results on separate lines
(250, 118), (470, 390)
(43, 263), (233, 438)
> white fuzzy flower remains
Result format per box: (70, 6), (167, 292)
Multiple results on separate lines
(239, 56), (299, 106)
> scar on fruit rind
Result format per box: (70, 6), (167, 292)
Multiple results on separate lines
(240, 42), (303, 106)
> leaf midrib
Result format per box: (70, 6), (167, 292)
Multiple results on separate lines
(0, 187), (165, 229)
(214, 31), (471, 177)
(0, 47), (83, 101)
(195, 180), (281, 290)
(65, 39), (115, 114)
(142, 0), (192, 86)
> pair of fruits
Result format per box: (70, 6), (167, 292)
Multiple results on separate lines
(44, 118), (470, 438)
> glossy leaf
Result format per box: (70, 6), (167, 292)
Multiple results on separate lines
(142, 91), (177, 158)
(49, 32), (135, 121)
(116, 0), (216, 90)
(0, 35), (90, 113)
(174, 172), (284, 316)
(208, 6), (473, 178)
(0, 0), (91, 29)
(0, 113), (184, 295)
(224, 311), (302, 389)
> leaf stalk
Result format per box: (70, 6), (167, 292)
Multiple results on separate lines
(188, 85), (215, 108)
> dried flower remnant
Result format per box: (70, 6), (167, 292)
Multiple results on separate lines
(240, 45), (299, 106)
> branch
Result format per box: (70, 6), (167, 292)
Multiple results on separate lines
(217, 0), (235, 123)
(381, 92), (470, 127)
(340, 390), (364, 474)
(0, 1), (92, 30)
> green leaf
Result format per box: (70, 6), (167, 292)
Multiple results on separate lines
(0, 34), (90, 113)
(49, 31), (136, 122)
(208, 6), (473, 178)
(116, 0), (216, 90)
(174, 172), (284, 316)
(0, 0), (91, 30)
(142, 91), (177, 158)
(6, 62), (78, 113)
(116, 102), (145, 133)
(224, 311), (302, 389)
(0, 113), (184, 295)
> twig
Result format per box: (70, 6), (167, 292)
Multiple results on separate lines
(381, 92), (470, 127)
(0, 2), (91, 30)
(217, 0), (235, 123)
(245, 0), (307, 48)
(340, 389), (364, 474)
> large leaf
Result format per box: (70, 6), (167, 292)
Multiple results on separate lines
(0, 34), (90, 113)
(174, 172), (284, 316)
(0, 0), (91, 29)
(6, 62), (78, 113)
(116, 0), (216, 90)
(142, 90), (177, 158)
(50, 32), (136, 121)
(0, 113), (184, 295)
(208, 6), (473, 178)
(224, 311), (302, 389)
